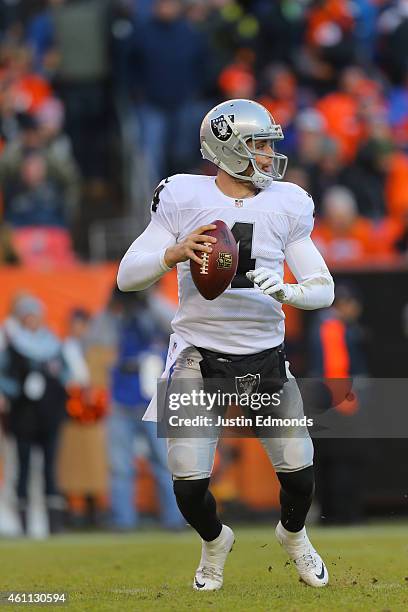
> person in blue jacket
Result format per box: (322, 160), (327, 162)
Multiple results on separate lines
(107, 288), (184, 530)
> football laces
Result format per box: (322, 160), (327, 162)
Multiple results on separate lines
(200, 243), (211, 275)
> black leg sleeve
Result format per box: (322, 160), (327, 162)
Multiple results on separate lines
(173, 478), (222, 541)
(277, 466), (315, 533)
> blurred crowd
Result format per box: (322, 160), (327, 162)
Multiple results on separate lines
(1, 0), (408, 266)
(0, 287), (185, 535)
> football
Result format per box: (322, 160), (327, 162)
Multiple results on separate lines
(190, 220), (238, 300)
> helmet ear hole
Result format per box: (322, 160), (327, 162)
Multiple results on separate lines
(222, 145), (249, 170)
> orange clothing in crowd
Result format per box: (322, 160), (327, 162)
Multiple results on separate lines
(315, 93), (361, 162)
(312, 217), (376, 263)
(319, 318), (350, 378)
(371, 217), (403, 256)
(0, 70), (52, 112)
(305, 0), (354, 48)
(258, 95), (296, 129)
(9, 74), (52, 113)
(385, 152), (408, 219)
(318, 317), (358, 415)
(218, 63), (256, 99)
(258, 69), (297, 128)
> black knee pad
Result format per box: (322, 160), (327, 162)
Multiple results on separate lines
(173, 477), (210, 505)
(277, 465), (315, 500)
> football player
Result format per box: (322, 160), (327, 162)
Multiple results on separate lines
(117, 99), (334, 590)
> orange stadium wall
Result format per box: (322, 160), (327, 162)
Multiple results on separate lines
(0, 263), (118, 336)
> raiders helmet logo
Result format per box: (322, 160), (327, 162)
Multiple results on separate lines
(211, 114), (234, 142)
(235, 373), (260, 397)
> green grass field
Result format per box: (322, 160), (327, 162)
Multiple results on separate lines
(1, 524), (407, 611)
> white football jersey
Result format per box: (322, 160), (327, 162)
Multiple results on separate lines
(151, 174), (315, 354)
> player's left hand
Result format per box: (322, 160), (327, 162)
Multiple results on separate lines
(246, 267), (293, 303)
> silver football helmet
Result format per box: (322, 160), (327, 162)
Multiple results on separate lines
(200, 99), (288, 189)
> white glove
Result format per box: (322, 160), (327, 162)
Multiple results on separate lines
(246, 268), (294, 303)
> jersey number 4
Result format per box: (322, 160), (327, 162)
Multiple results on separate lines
(231, 222), (256, 289)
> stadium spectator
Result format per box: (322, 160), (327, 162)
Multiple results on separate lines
(255, 0), (304, 72)
(0, 110), (80, 266)
(309, 138), (344, 212)
(312, 186), (376, 263)
(352, 0), (380, 64)
(292, 108), (329, 170)
(0, 0), (24, 34)
(35, 96), (75, 166)
(0, 112), (80, 225)
(27, 0), (113, 182)
(338, 118), (408, 220)
(126, 0), (210, 188)
(257, 64), (298, 155)
(131, 0), (154, 23)
(0, 41), (44, 146)
(377, 0), (408, 85)
(25, 0), (60, 76)
(218, 48), (256, 101)
(387, 72), (408, 150)
(290, 108), (346, 208)
(309, 283), (368, 525)
(184, 0), (212, 27)
(58, 307), (109, 529)
(0, 294), (69, 534)
(309, 282), (368, 379)
(315, 67), (365, 163)
(201, 1), (261, 75)
(4, 150), (71, 228)
(0, 44), (52, 114)
(107, 288), (184, 531)
(62, 307), (91, 388)
(301, 0), (357, 95)
(340, 137), (390, 219)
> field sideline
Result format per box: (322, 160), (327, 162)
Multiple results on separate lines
(1, 524), (407, 611)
